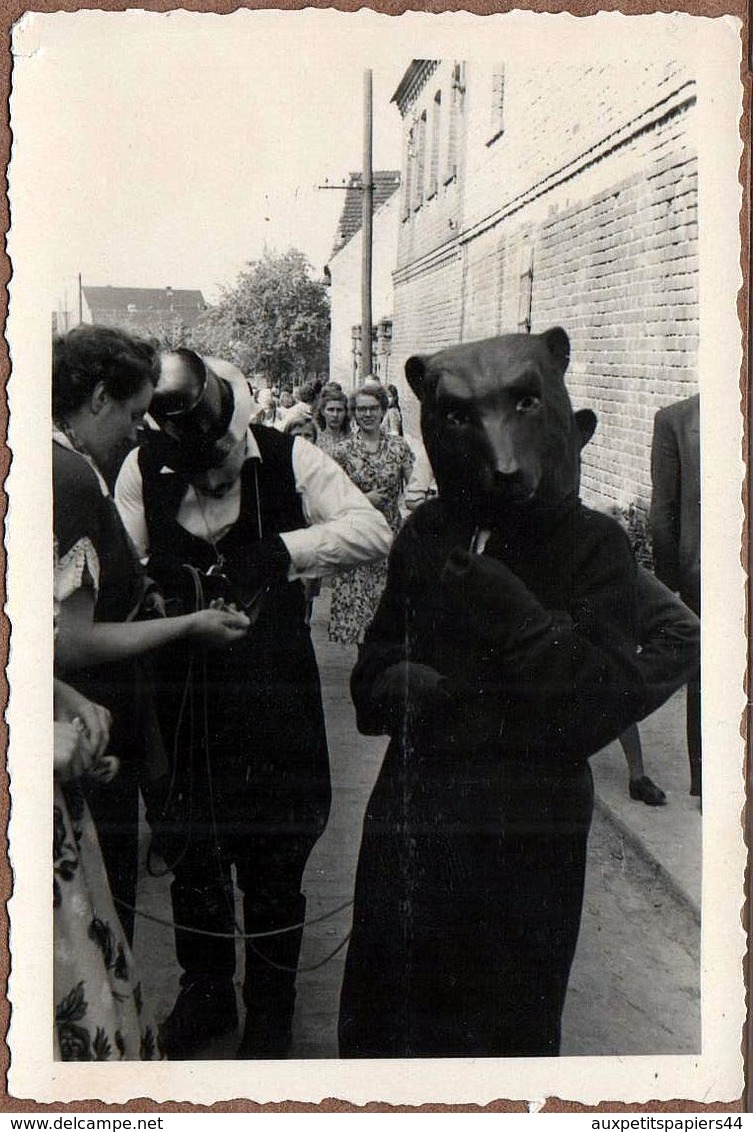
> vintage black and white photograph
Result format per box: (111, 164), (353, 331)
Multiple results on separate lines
(5, 7), (746, 1107)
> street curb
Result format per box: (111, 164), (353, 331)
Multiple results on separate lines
(593, 794), (701, 925)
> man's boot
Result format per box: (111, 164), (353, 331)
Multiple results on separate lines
(159, 974), (239, 1059)
(159, 861), (239, 1059)
(236, 894), (306, 1059)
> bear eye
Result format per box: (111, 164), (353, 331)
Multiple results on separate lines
(516, 394), (541, 413)
(444, 406), (471, 427)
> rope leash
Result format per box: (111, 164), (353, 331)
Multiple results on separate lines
(114, 896), (353, 974)
(136, 555), (351, 973)
(114, 894), (354, 940)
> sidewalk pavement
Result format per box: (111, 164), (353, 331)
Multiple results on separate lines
(589, 690), (702, 922)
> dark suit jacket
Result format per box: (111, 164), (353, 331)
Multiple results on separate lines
(649, 393), (700, 612)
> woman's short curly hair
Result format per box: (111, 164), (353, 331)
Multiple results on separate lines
(350, 379), (389, 417)
(315, 384), (351, 431)
(52, 324), (160, 421)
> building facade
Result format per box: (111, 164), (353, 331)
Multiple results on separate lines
(327, 171), (400, 389)
(390, 58), (698, 513)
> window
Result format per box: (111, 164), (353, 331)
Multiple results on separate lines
(517, 238), (534, 333)
(413, 110), (427, 211)
(445, 62), (465, 183)
(402, 124), (415, 220)
(428, 91), (441, 198)
(487, 63), (506, 145)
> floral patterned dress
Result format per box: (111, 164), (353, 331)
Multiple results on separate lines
(53, 779), (158, 1060)
(317, 429), (349, 460)
(53, 453), (159, 1062)
(328, 432), (413, 645)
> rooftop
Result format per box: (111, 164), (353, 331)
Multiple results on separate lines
(329, 170), (401, 259)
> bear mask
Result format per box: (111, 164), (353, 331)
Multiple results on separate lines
(406, 326), (596, 527)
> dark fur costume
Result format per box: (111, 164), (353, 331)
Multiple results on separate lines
(339, 329), (647, 1058)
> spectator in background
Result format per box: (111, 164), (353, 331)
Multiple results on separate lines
(277, 378), (321, 432)
(315, 384), (351, 457)
(254, 388), (281, 427)
(283, 414), (319, 445)
(649, 392), (701, 799)
(328, 381), (414, 646)
(383, 383), (404, 437)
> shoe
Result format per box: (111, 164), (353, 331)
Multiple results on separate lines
(159, 977), (238, 1059)
(629, 776), (667, 806)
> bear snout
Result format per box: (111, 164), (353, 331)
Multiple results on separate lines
(490, 468), (537, 502)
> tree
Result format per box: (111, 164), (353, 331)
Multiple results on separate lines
(193, 249), (330, 386)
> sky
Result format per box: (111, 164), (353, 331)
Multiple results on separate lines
(9, 8), (730, 314)
(10, 10), (411, 306)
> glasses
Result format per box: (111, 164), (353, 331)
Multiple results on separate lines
(356, 405), (381, 414)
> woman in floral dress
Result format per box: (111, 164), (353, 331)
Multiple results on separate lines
(328, 382), (413, 646)
(53, 672), (161, 1061)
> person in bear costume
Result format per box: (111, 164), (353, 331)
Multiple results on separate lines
(338, 327), (698, 1059)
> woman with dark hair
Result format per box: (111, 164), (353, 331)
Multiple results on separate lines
(383, 383), (403, 437)
(315, 384), (351, 456)
(53, 324), (249, 942)
(328, 381), (413, 646)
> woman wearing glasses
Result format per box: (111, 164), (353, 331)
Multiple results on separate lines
(328, 380), (414, 647)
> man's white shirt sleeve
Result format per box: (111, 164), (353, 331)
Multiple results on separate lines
(282, 438), (392, 579)
(114, 447), (150, 561)
(114, 436), (393, 579)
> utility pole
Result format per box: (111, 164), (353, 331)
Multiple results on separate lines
(361, 68), (373, 379)
(78, 273), (83, 326)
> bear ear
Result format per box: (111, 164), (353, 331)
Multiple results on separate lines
(542, 327), (571, 374)
(575, 408), (597, 449)
(405, 355), (430, 401)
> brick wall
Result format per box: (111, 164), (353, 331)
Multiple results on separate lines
(390, 58), (698, 510)
(533, 109), (698, 513)
(390, 249), (463, 439)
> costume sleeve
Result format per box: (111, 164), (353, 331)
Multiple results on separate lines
(649, 409), (681, 591)
(353, 513), (648, 762)
(280, 437), (393, 580)
(350, 522), (426, 736)
(438, 527), (646, 759)
(114, 448), (150, 561)
(634, 565), (700, 716)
